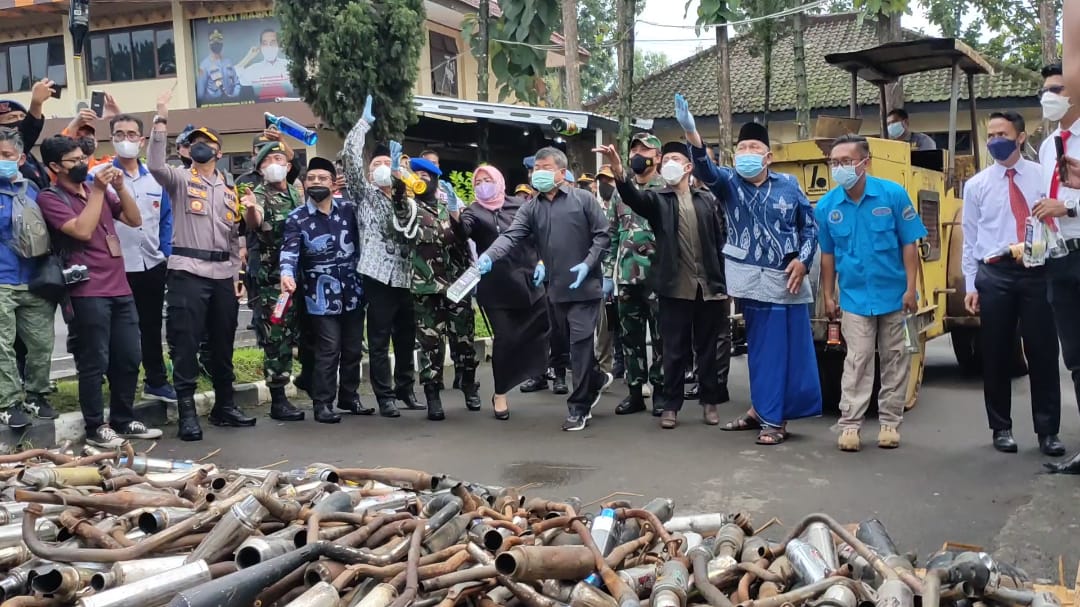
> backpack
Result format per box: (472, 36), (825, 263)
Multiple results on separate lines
(1, 180), (51, 259)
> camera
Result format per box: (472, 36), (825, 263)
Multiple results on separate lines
(62, 265), (89, 285)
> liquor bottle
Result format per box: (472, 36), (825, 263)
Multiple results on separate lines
(264, 112), (318, 146)
(270, 292), (291, 325)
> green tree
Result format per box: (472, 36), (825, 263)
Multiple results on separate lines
(918, 0), (1060, 70)
(737, 0), (790, 126)
(685, 0), (741, 162)
(275, 0), (425, 142)
(463, 0), (560, 104)
(634, 49), (671, 80)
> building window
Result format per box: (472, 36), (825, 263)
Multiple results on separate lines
(0, 37), (66, 94)
(430, 31), (459, 98)
(87, 25), (176, 83)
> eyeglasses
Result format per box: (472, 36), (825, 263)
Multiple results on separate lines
(827, 159), (866, 169)
(60, 156), (88, 165)
(1040, 85), (1066, 96)
(112, 132), (142, 142)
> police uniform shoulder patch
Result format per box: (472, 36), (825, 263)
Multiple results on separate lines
(872, 206), (892, 216)
(902, 206), (917, 221)
(829, 209), (843, 224)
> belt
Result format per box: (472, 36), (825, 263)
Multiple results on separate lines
(172, 247), (230, 263)
(1066, 238), (1080, 253)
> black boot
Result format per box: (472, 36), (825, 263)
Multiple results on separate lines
(313, 402), (341, 424)
(177, 396), (203, 442)
(396, 388), (425, 410)
(616, 384), (647, 415)
(519, 376), (548, 393)
(424, 384), (445, 421)
(461, 370), (481, 411)
(208, 391), (256, 427)
(552, 370), (569, 395)
(378, 399), (400, 418)
(269, 386), (305, 422)
(338, 392), (374, 415)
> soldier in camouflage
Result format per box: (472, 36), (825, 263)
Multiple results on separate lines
(241, 141), (305, 423)
(604, 133), (666, 417)
(407, 156), (479, 421)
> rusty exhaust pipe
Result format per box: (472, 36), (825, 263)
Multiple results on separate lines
(494, 546), (596, 582)
(650, 559), (689, 607)
(18, 467), (103, 489)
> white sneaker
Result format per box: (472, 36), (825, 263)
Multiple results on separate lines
(87, 425), (124, 449)
(642, 384), (653, 398)
(600, 372), (615, 393)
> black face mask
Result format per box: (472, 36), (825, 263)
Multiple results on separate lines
(598, 182), (614, 201)
(210, 42), (224, 54)
(307, 186), (332, 202)
(66, 163), (89, 183)
(1, 120), (22, 131)
(629, 154), (654, 176)
(78, 136), (96, 156)
(189, 142), (217, 164)
(180, 155), (193, 169)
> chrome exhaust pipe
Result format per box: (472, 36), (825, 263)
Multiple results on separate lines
(79, 560), (211, 607)
(185, 494), (266, 564)
(168, 543), (322, 607)
(0, 518), (58, 549)
(90, 555), (188, 591)
(235, 535), (296, 569)
(787, 538), (831, 585)
(0, 502), (66, 525)
(285, 581), (341, 607)
(119, 456), (197, 475)
(138, 508), (196, 534)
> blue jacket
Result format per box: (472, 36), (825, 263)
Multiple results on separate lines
(0, 178), (40, 286)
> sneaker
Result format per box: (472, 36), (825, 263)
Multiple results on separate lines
(87, 425), (124, 449)
(838, 428), (861, 452)
(143, 383), (178, 403)
(116, 420), (163, 440)
(584, 390), (603, 420)
(877, 425), (900, 449)
(562, 414), (587, 432)
(24, 395), (57, 420)
(0, 405), (32, 430)
(599, 372), (615, 393)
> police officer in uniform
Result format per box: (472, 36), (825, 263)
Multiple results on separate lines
(148, 112), (256, 441)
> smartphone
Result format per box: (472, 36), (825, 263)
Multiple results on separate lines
(90, 90), (105, 118)
(49, 83), (61, 99)
(1056, 135), (1068, 185)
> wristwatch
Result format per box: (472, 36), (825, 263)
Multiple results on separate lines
(1067, 200), (1078, 218)
(152, 115), (167, 126)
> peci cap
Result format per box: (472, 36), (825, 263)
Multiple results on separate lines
(372, 143), (391, 159)
(0, 100), (27, 117)
(737, 122), (770, 147)
(660, 141), (690, 161)
(307, 156), (336, 178)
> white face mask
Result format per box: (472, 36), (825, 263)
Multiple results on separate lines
(1042, 91), (1071, 122)
(660, 160), (687, 185)
(114, 140), (141, 159)
(372, 164), (393, 187)
(262, 46), (280, 63)
(262, 163), (288, 183)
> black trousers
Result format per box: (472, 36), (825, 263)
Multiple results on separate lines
(658, 293), (729, 412)
(363, 277), (415, 402)
(167, 271), (238, 402)
(975, 262), (1060, 434)
(552, 300), (602, 415)
(127, 261), (169, 387)
(1048, 251), (1080, 416)
(546, 292), (571, 372)
(310, 308), (365, 407)
(69, 296), (141, 433)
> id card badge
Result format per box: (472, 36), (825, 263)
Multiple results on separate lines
(105, 234), (122, 257)
(447, 266), (481, 303)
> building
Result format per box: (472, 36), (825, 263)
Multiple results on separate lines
(0, 0), (594, 178)
(586, 13), (1044, 158)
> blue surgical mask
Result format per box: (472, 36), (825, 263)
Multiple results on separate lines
(986, 136), (1018, 163)
(734, 153), (765, 179)
(0, 160), (18, 181)
(887, 122), (905, 139)
(831, 162), (863, 190)
(531, 169), (558, 193)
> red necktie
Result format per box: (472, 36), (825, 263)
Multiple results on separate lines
(1050, 129), (1072, 199)
(1006, 168), (1029, 241)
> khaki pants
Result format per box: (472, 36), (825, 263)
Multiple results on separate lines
(838, 311), (910, 429)
(595, 303), (613, 374)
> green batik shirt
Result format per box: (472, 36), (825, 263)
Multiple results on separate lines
(410, 198), (470, 296)
(604, 174), (664, 286)
(253, 182), (303, 285)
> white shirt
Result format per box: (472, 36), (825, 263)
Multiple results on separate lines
(961, 157), (1045, 292)
(1038, 121), (1080, 238)
(236, 59), (293, 101)
(91, 160), (170, 272)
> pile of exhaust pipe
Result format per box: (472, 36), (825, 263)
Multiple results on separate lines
(0, 444), (1061, 607)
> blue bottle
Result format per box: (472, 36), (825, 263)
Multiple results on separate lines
(264, 112), (318, 146)
(584, 508), (620, 586)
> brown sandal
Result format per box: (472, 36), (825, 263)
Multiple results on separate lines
(722, 414), (761, 432)
(756, 427), (786, 445)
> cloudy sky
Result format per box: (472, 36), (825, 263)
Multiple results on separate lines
(637, 0), (937, 62)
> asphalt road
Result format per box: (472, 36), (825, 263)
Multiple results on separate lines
(135, 336), (1080, 581)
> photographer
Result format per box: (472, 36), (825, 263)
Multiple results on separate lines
(37, 135), (163, 448)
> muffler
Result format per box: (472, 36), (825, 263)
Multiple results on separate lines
(235, 535), (296, 569)
(650, 559), (689, 607)
(494, 546), (596, 582)
(284, 581), (341, 607)
(168, 544), (322, 607)
(18, 466), (103, 489)
(79, 560), (211, 607)
(137, 508), (196, 534)
(786, 538), (831, 585)
(90, 555), (188, 591)
(185, 494), (267, 564)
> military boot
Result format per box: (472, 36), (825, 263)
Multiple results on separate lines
(552, 369), (569, 395)
(424, 384), (445, 421)
(208, 386), (256, 427)
(615, 384), (647, 415)
(460, 370), (482, 411)
(177, 396), (203, 442)
(269, 386), (304, 422)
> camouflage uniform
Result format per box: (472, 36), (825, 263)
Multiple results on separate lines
(605, 174), (665, 390)
(411, 198), (477, 386)
(251, 183), (303, 388)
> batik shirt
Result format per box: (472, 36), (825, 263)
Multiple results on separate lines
(690, 144), (818, 305)
(280, 199), (363, 316)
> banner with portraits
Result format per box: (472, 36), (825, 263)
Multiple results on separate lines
(191, 10), (297, 108)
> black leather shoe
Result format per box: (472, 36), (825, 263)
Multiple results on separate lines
(177, 397), (203, 442)
(337, 393), (375, 415)
(396, 390), (425, 410)
(378, 400), (400, 418)
(616, 386), (647, 415)
(993, 429), (1018, 453)
(461, 371), (482, 411)
(519, 377), (548, 393)
(1044, 451), (1080, 474)
(209, 406), (257, 427)
(1039, 434), (1066, 457)
(552, 374), (569, 395)
(424, 384), (445, 421)
(313, 403), (342, 424)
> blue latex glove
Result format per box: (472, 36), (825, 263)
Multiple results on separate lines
(389, 140), (403, 172)
(603, 278), (614, 297)
(477, 253), (493, 275)
(445, 184), (462, 212)
(532, 263), (546, 286)
(568, 263), (589, 289)
(361, 95), (375, 125)
(675, 93), (697, 133)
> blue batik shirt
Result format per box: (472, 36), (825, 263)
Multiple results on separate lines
(280, 198), (363, 316)
(690, 144), (818, 305)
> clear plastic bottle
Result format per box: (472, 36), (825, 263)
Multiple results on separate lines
(1022, 216), (1047, 267)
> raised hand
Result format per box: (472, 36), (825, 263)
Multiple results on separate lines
(590, 145), (624, 180)
(361, 95), (375, 125)
(675, 93), (697, 134)
(390, 140), (403, 172)
(31, 78), (54, 105)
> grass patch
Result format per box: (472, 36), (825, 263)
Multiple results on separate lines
(474, 309), (492, 339)
(50, 347), (297, 414)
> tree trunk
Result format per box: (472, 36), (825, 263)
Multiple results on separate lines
(876, 12), (904, 111)
(762, 41), (772, 127)
(1039, 0), (1060, 65)
(616, 0), (635, 157)
(562, 0), (582, 110)
(477, 0), (490, 102)
(716, 18), (733, 164)
(793, 10), (810, 140)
